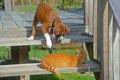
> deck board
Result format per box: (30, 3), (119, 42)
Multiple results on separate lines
(0, 11), (18, 29)
(0, 38), (41, 46)
(9, 11), (31, 29)
(0, 60), (99, 77)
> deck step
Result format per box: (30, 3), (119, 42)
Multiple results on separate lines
(0, 60), (100, 77)
(0, 35), (92, 46)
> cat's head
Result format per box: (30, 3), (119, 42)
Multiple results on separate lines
(75, 48), (87, 66)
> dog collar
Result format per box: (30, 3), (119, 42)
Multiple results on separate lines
(52, 17), (60, 28)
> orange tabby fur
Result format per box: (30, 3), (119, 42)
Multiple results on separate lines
(41, 48), (87, 76)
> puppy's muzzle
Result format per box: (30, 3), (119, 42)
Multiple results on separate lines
(55, 34), (64, 42)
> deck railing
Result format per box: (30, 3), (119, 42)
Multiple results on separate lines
(107, 0), (120, 80)
(96, 0), (120, 80)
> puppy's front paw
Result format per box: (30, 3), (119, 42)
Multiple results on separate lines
(59, 36), (64, 40)
(27, 36), (34, 40)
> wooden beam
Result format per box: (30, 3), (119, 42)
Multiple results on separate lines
(112, 17), (120, 80)
(4, 0), (13, 11)
(108, 4), (114, 80)
(97, 0), (109, 80)
(84, 0), (89, 33)
(11, 46), (30, 80)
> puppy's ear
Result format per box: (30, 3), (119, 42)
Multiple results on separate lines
(65, 25), (71, 33)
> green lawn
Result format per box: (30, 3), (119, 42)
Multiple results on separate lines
(16, 4), (82, 11)
(31, 73), (95, 80)
(29, 45), (76, 58)
(0, 47), (6, 59)
(0, 73), (95, 80)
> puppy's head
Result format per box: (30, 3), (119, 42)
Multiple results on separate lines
(53, 23), (70, 42)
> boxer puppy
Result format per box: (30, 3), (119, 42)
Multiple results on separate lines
(28, 3), (70, 53)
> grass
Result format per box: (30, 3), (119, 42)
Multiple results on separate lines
(0, 73), (95, 80)
(17, 6), (37, 11)
(16, 4), (82, 11)
(29, 45), (76, 58)
(31, 73), (95, 80)
(0, 47), (6, 59)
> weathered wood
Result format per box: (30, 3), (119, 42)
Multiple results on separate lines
(84, 0), (89, 33)
(109, 0), (120, 27)
(88, 0), (93, 35)
(4, 0), (13, 11)
(11, 46), (30, 80)
(84, 0), (94, 35)
(108, 5), (114, 80)
(0, 16), (2, 29)
(0, 60), (100, 77)
(93, 0), (98, 60)
(0, 38), (42, 46)
(9, 11), (30, 29)
(0, 36), (92, 46)
(97, 0), (109, 80)
(11, 46), (30, 64)
(108, 3), (120, 80)
(84, 42), (100, 80)
(113, 19), (120, 80)
(0, 11), (18, 29)
(93, 1), (100, 80)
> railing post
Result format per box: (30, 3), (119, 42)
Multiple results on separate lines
(11, 46), (30, 80)
(97, 0), (109, 80)
(4, 0), (13, 11)
(108, 4), (114, 80)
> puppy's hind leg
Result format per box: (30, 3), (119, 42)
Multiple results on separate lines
(28, 15), (38, 40)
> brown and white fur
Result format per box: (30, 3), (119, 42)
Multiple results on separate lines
(28, 3), (70, 53)
(41, 48), (87, 76)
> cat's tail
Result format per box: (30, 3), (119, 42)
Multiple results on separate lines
(41, 61), (61, 76)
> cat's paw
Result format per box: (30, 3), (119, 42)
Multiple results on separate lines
(27, 36), (34, 40)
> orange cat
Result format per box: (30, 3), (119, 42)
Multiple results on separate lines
(41, 48), (87, 76)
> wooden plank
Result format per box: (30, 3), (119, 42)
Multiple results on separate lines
(84, 0), (90, 33)
(0, 11), (19, 29)
(89, 0), (94, 35)
(93, 0), (98, 60)
(0, 15), (3, 29)
(4, 0), (13, 11)
(97, 0), (109, 80)
(109, 0), (120, 27)
(0, 60), (100, 77)
(11, 46), (30, 64)
(113, 19), (120, 80)
(0, 34), (92, 46)
(0, 38), (42, 46)
(11, 46), (30, 80)
(9, 11), (30, 29)
(108, 5), (114, 80)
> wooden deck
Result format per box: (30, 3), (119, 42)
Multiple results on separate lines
(0, 10), (92, 46)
